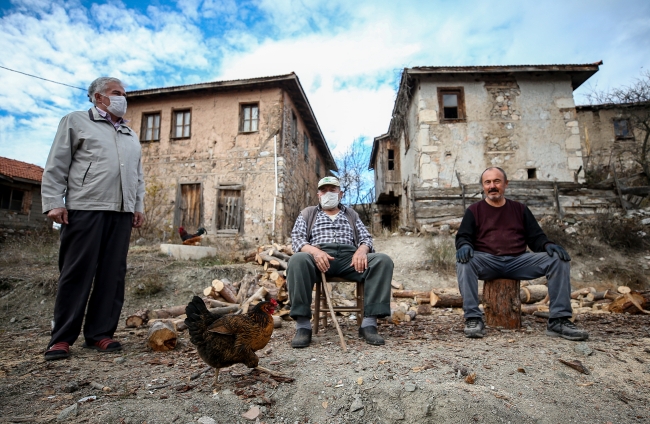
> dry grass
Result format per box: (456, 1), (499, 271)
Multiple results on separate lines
(425, 236), (456, 275)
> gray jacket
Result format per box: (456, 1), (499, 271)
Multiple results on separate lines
(42, 107), (145, 214)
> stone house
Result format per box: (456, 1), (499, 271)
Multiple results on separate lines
(125, 73), (336, 245)
(576, 102), (650, 180)
(370, 62), (602, 231)
(0, 156), (47, 229)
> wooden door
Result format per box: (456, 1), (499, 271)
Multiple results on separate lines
(179, 183), (201, 230)
(217, 189), (242, 231)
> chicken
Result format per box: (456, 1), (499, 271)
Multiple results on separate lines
(178, 227), (206, 245)
(184, 295), (278, 387)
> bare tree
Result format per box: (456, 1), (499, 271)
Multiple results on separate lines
(333, 138), (375, 224)
(586, 71), (650, 182)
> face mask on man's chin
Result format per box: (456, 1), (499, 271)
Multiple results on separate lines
(319, 192), (340, 210)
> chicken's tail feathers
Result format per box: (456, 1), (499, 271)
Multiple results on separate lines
(184, 296), (213, 345)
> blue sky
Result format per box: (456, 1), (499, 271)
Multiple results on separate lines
(0, 0), (649, 167)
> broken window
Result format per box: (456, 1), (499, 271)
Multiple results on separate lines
(0, 185), (24, 211)
(217, 189), (242, 231)
(614, 119), (633, 139)
(438, 87), (465, 121)
(172, 110), (191, 139)
(240, 104), (259, 132)
(304, 134), (309, 160)
(141, 112), (161, 142)
(388, 149), (395, 170)
(292, 112), (298, 143)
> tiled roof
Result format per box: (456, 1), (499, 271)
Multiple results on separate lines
(0, 157), (43, 183)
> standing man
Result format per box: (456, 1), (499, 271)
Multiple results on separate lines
(456, 167), (588, 341)
(42, 77), (145, 360)
(287, 176), (393, 348)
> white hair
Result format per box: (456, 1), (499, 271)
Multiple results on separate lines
(87, 77), (124, 105)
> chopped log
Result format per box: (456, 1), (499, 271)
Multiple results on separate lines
(147, 320), (178, 351)
(242, 286), (268, 314)
(207, 305), (240, 315)
(204, 298), (238, 308)
(391, 281), (403, 290)
(483, 279), (521, 329)
(125, 309), (150, 328)
(431, 289), (465, 308)
(570, 288), (592, 299)
(392, 290), (431, 298)
(258, 253), (288, 270)
(608, 291), (650, 314)
(203, 286), (216, 298)
(255, 254), (263, 265)
(258, 280), (279, 300)
(521, 304), (550, 314)
(149, 305), (188, 320)
(211, 279), (238, 304)
(586, 290), (618, 302)
(617, 286), (631, 294)
(149, 318), (187, 332)
(269, 271), (280, 281)
(237, 277), (254, 304)
(268, 249), (291, 262)
(519, 285), (548, 304)
(280, 245), (293, 255)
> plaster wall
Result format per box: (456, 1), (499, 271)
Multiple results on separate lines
(409, 74), (583, 190)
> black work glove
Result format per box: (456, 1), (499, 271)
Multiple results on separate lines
(545, 243), (571, 261)
(456, 245), (474, 263)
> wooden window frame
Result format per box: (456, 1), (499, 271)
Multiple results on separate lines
(437, 87), (466, 122)
(140, 111), (161, 142)
(215, 184), (244, 234)
(387, 149), (395, 171)
(239, 103), (259, 133)
(613, 118), (634, 140)
(171, 108), (192, 139)
(0, 185), (25, 212)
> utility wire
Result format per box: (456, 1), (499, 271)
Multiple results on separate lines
(0, 65), (86, 91)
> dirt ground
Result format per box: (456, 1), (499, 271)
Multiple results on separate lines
(1, 230), (650, 423)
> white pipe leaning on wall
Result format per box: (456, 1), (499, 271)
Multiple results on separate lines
(272, 134), (278, 243)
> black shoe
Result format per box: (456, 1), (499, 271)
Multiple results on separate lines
(358, 326), (385, 345)
(546, 318), (589, 341)
(464, 318), (485, 338)
(291, 328), (312, 348)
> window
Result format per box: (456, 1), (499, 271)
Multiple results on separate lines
(141, 112), (161, 142)
(316, 158), (321, 178)
(304, 134), (309, 160)
(291, 112), (298, 143)
(388, 149), (395, 170)
(172, 110), (191, 138)
(527, 168), (537, 179)
(217, 188), (242, 231)
(614, 119), (633, 139)
(0, 185), (24, 211)
(437, 87), (465, 121)
(240, 104), (259, 132)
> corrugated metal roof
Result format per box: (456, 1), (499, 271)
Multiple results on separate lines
(0, 157), (43, 183)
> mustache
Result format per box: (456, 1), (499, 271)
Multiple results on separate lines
(488, 189), (499, 193)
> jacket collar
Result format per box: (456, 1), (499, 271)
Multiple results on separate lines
(87, 107), (132, 134)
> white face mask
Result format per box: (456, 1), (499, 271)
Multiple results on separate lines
(319, 191), (340, 210)
(101, 95), (127, 118)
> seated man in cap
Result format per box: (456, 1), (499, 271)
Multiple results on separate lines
(287, 176), (394, 348)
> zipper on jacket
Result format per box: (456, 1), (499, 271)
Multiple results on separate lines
(82, 162), (92, 186)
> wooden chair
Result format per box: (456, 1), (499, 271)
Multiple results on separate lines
(313, 274), (364, 335)
(482, 278), (521, 329)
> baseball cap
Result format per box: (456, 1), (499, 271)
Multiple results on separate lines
(317, 176), (340, 188)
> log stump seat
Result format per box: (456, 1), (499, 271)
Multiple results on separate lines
(483, 278), (521, 329)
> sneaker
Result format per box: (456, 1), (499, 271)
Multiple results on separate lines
(464, 318), (485, 338)
(82, 338), (122, 352)
(546, 318), (589, 341)
(291, 328), (312, 348)
(44, 342), (70, 361)
(358, 326), (385, 345)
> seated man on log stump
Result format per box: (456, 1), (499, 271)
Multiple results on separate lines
(455, 167), (588, 341)
(287, 176), (393, 348)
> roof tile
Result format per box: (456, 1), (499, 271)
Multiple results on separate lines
(0, 157), (43, 183)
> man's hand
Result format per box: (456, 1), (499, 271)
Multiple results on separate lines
(47, 207), (68, 225)
(350, 244), (370, 273)
(456, 245), (474, 263)
(133, 212), (145, 228)
(545, 243), (570, 261)
(310, 248), (335, 273)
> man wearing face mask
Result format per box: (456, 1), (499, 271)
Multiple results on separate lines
(287, 176), (393, 348)
(41, 77), (145, 360)
(455, 167), (588, 341)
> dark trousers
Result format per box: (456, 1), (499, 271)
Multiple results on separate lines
(287, 243), (393, 319)
(48, 210), (133, 348)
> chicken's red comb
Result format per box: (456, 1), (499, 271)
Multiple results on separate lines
(270, 298), (278, 306)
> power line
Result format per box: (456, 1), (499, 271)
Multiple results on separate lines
(0, 65), (86, 91)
